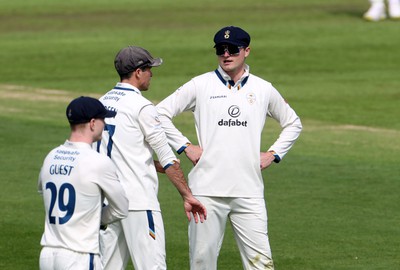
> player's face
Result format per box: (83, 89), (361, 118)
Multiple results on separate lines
(217, 45), (250, 76)
(137, 67), (153, 91)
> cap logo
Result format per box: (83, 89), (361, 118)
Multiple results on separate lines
(68, 109), (72, 118)
(224, 30), (230, 39)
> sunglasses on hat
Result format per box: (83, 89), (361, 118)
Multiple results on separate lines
(215, 44), (244, 56)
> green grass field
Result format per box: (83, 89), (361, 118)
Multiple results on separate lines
(1, 0), (399, 269)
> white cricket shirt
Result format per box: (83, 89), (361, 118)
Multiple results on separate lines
(156, 65), (302, 198)
(38, 140), (128, 254)
(98, 83), (177, 211)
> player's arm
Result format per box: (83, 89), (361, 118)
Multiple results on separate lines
(265, 85), (302, 161)
(156, 81), (197, 152)
(97, 158), (129, 225)
(154, 160), (165, 173)
(139, 105), (206, 223)
(37, 154), (52, 195)
(37, 171), (43, 195)
(156, 81), (204, 165)
(163, 161), (207, 223)
(157, 116), (203, 165)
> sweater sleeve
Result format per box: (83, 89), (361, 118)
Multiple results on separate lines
(156, 81), (197, 152)
(267, 85), (302, 160)
(138, 104), (178, 167)
(97, 157), (128, 225)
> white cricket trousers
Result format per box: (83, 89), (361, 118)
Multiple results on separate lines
(39, 246), (101, 270)
(189, 196), (274, 270)
(100, 210), (166, 270)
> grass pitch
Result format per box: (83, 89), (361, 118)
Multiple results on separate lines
(1, 0), (399, 269)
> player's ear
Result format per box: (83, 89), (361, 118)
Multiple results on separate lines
(89, 118), (96, 131)
(134, 68), (142, 79)
(244, 47), (250, 57)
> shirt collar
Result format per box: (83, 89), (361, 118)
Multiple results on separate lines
(216, 64), (250, 90)
(64, 140), (92, 149)
(114, 82), (142, 95)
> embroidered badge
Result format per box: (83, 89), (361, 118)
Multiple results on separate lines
(247, 93), (256, 104)
(224, 30), (230, 39)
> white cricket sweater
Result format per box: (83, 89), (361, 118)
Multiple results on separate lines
(157, 65), (302, 198)
(98, 83), (177, 211)
(38, 141), (128, 254)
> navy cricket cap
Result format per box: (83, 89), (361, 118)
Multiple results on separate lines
(213, 26), (251, 47)
(114, 46), (163, 75)
(66, 96), (116, 124)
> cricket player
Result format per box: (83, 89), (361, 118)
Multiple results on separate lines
(97, 46), (207, 270)
(156, 26), (303, 269)
(38, 96), (129, 270)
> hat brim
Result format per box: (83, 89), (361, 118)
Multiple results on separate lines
(149, 58), (163, 67)
(214, 41), (248, 48)
(104, 110), (117, 118)
(97, 110), (116, 119)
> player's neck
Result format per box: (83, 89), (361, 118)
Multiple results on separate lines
(69, 129), (94, 145)
(225, 69), (245, 84)
(121, 77), (143, 91)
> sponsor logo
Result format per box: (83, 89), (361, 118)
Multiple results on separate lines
(228, 105), (240, 118)
(218, 118), (247, 127)
(218, 105), (247, 127)
(210, 95), (227, 100)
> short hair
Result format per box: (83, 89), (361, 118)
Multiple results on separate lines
(119, 65), (150, 81)
(120, 70), (134, 81)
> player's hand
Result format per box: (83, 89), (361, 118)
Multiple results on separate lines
(184, 144), (203, 166)
(183, 196), (207, 223)
(154, 160), (165, 173)
(260, 151), (275, 170)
